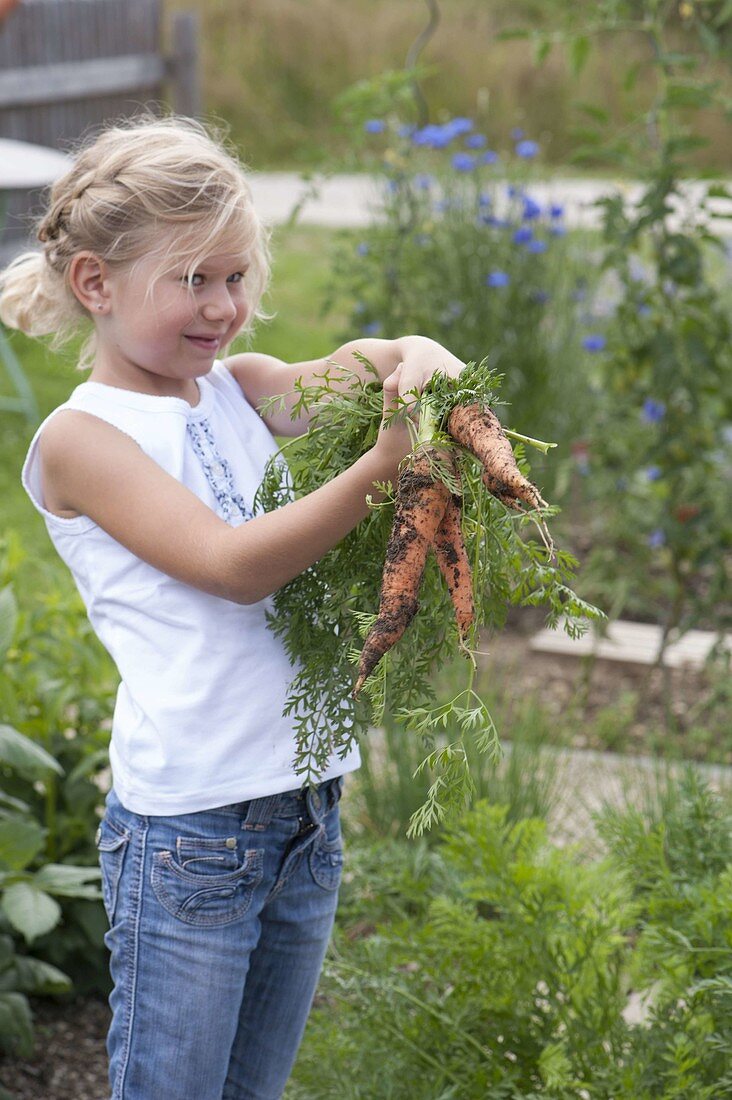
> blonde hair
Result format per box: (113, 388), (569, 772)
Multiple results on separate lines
(0, 110), (272, 371)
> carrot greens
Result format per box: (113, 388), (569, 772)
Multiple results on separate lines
(255, 356), (604, 833)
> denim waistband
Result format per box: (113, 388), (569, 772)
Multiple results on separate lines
(218, 776), (344, 831)
(107, 775), (344, 830)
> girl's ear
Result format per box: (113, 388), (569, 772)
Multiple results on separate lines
(69, 252), (112, 314)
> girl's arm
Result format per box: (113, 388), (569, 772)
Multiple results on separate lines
(224, 335), (465, 436)
(39, 369), (410, 606)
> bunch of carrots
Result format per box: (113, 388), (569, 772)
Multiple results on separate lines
(255, 355), (603, 797)
(354, 400), (550, 697)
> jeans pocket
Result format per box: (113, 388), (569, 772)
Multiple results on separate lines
(96, 816), (130, 925)
(151, 842), (264, 927)
(309, 812), (344, 892)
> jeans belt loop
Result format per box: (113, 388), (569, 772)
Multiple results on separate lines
(241, 793), (279, 832)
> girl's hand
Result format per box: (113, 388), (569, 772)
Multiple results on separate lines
(394, 336), (465, 409)
(372, 364), (413, 476)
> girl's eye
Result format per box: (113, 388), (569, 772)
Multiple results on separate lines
(182, 272), (247, 287)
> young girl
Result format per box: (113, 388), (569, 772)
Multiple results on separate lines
(0, 112), (463, 1100)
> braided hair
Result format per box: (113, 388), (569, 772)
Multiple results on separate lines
(0, 110), (271, 371)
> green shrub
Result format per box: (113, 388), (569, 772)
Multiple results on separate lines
(0, 670), (103, 1057)
(288, 769), (732, 1098)
(593, 770), (732, 1098)
(289, 800), (634, 1098)
(519, 2), (732, 657)
(322, 72), (598, 497)
(0, 535), (117, 1048)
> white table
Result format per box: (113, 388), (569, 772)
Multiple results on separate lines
(0, 137), (72, 422)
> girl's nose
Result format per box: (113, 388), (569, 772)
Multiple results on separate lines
(201, 289), (240, 324)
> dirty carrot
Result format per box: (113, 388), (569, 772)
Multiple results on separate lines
(432, 491), (475, 644)
(447, 403), (547, 512)
(353, 444), (451, 697)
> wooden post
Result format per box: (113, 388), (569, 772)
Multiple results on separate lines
(168, 11), (201, 119)
(0, 0), (21, 26)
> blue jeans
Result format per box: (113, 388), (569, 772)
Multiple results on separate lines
(96, 776), (345, 1099)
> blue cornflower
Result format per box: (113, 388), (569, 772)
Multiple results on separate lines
(356, 242), (369, 256)
(487, 271), (510, 287)
(645, 466), (662, 481)
(516, 140), (540, 158)
(637, 303), (652, 316)
(642, 398), (666, 423)
(452, 152), (476, 172)
(647, 529), (666, 548)
(550, 225), (567, 237)
(362, 321), (382, 336)
(507, 185), (521, 199)
(412, 124), (452, 149)
(550, 204), (565, 218)
(511, 127), (525, 140)
(513, 227), (533, 244)
(522, 196), (542, 220)
(364, 119), (385, 133)
(479, 150), (499, 165)
(386, 179), (399, 194)
(478, 192), (492, 207)
(527, 239), (548, 254)
(413, 173), (433, 190)
(466, 133), (487, 148)
(446, 117), (474, 136)
(582, 334), (606, 352)
(531, 290), (551, 304)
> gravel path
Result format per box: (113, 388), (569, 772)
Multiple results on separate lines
(247, 170), (732, 235)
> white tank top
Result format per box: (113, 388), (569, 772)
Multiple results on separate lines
(21, 360), (360, 814)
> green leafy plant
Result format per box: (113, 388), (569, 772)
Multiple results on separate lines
(593, 768), (732, 1097)
(322, 68), (598, 483)
(504, 2), (732, 699)
(0, 576), (106, 1059)
(287, 800), (636, 1099)
(349, 696), (566, 843)
(287, 770), (732, 1099)
(0, 535), (117, 1042)
(256, 358), (603, 834)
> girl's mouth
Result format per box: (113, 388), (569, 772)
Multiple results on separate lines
(185, 336), (220, 351)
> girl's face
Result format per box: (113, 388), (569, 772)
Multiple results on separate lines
(93, 238), (251, 396)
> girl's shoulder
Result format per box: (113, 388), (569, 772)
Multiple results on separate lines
(38, 408), (139, 519)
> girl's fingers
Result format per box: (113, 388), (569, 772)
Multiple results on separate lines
(382, 363), (403, 410)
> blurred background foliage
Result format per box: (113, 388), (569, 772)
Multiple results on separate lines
(165, 0), (732, 172)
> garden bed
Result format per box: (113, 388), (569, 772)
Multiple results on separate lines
(475, 611), (730, 764)
(0, 995), (110, 1100)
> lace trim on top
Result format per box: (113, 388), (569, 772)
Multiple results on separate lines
(187, 418), (254, 525)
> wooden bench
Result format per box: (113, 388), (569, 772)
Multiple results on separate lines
(530, 619), (731, 670)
